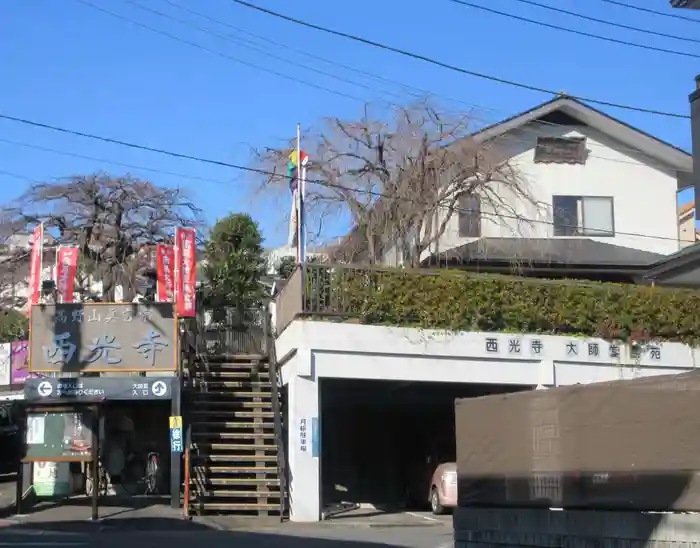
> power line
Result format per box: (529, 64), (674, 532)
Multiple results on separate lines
(0, 111), (267, 173)
(447, 0), (700, 59)
(509, 0), (700, 44)
(74, 0), (368, 103)
(596, 0), (700, 23)
(0, 112), (689, 244)
(228, 0), (690, 119)
(77, 0), (696, 140)
(147, 0), (693, 170)
(0, 170), (35, 183)
(78, 0), (691, 168)
(0, 137), (236, 186)
(121, 0), (408, 106)
(160, 0), (473, 110)
(136, 0), (694, 167)
(169, 3), (691, 134)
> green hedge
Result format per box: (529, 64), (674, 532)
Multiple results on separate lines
(321, 269), (700, 345)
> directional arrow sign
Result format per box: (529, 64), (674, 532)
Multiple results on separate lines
(151, 381), (167, 397)
(37, 381), (52, 398)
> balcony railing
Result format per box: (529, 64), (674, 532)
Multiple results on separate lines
(192, 306), (269, 357)
(273, 262), (661, 337)
(275, 263), (408, 334)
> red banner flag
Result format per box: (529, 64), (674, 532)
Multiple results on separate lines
(27, 224), (44, 316)
(156, 244), (175, 303)
(175, 228), (196, 317)
(55, 246), (79, 304)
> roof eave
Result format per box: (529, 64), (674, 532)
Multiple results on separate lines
(473, 97), (692, 173)
(431, 257), (655, 271)
(643, 243), (700, 280)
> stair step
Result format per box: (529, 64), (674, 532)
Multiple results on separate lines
(195, 371), (269, 379)
(192, 421), (275, 429)
(190, 502), (279, 511)
(191, 410), (274, 418)
(192, 442), (277, 451)
(193, 381), (272, 389)
(201, 354), (267, 363)
(191, 477), (280, 486)
(195, 490), (280, 498)
(191, 400), (272, 408)
(193, 465), (278, 474)
(192, 431), (276, 440)
(192, 454), (278, 463)
(192, 391), (271, 398)
(199, 363), (266, 371)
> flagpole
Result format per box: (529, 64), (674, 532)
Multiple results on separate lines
(296, 123), (302, 264)
(300, 157), (307, 264)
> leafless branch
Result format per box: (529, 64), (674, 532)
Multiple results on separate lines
(0, 173), (203, 302)
(253, 100), (540, 267)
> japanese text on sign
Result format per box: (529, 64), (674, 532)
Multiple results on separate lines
(30, 303), (176, 373)
(156, 244), (175, 303)
(55, 381), (105, 398)
(483, 335), (663, 362)
(170, 415), (183, 453)
(175, 227), (197, 317)
(299, 418), (308, 452)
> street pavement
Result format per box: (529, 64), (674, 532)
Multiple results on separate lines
(198, 510), (454, 548)
(0, 478), (454, 548)
(0, 516), (455, 548)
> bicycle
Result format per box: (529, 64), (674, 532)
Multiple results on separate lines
(144, 451), (162, 495)
(118, 450), (163, 496)
(84, 459), (109, 497)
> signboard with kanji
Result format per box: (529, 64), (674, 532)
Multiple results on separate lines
(169, 415), (183, 453)
(29, 303), (177, 373)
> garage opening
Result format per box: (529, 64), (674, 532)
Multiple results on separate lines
(320, 379), (531, 514)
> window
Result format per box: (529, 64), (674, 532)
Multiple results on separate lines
(553, 196), (614, 237)
(534, 137), (587, 164)
(458, 193), (481, 238)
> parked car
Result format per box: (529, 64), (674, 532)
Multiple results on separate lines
(428, 462), (458, 515)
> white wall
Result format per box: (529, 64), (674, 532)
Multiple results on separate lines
(381, 122), (681, 265)
(277, 320), (697, 522)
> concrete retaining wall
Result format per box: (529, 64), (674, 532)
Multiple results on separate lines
(454, 507), (700, 547)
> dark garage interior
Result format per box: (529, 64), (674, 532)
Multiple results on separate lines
(319, 378), (531, 513)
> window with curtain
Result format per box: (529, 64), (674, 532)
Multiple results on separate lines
(552, 195), (614, 236)
(458, 193), (481, 238)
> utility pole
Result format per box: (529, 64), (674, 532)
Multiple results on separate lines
(670, 0), (700, 8)
(692, 77), (700, 209)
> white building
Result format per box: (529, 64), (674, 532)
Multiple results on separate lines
(371, 97), (692, 275)
(274, 98), (697, 523)
(276, 321), (699, 522)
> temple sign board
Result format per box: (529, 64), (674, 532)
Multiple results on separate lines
(29, 303), (177, 373)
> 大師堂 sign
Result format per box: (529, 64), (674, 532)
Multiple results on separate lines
(30, 303), (177, 373)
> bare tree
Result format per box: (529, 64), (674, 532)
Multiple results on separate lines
(0, 173), (202, 302)
(253, 100), (539, 267)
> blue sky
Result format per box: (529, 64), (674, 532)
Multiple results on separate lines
(1, 0), (699, 247)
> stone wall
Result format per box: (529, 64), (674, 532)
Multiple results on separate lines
(454, 507), (700, 548)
